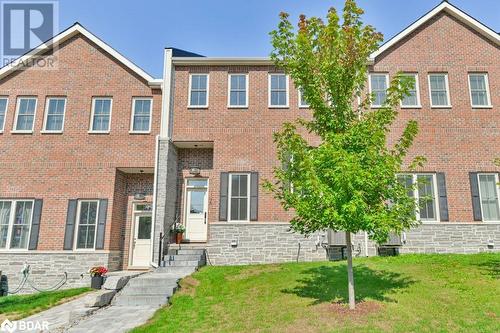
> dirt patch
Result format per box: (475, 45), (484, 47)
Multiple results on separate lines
(225, 265), (282, 281)
(177, 276), (200, 297)
(318, 300), (383, 322)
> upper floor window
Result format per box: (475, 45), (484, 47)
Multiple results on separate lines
(397, 173), (439, 222)
(130, 98), (152, 133)
(13, 97), (37, 132)
(90, 97), (112, 133)
(298, 88), (309, 108)
(0, 199), (34, 250)
(228, 173), (250, 222)
(369, 74), (389, 107)
(43, 97), (66, 132)
(477, 173), (500, 222)
(428, 74), (451, 107)
(268, 74), (288, 108)
(228, 74), (248, 108)
(0, 97), (8, 132)
(400, 74), (421, 108)
(468, 73), (491, 108)
(75, 200), (99, 249)
(189, 74), (209, 108)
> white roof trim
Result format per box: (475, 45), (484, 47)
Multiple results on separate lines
(0, 23), (160, 86)
(172, 57), (273, 65)
(369, 2), (500, 61)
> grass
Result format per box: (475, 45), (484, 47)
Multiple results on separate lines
(0, 287), (92, 320)
(132, 253), (499, 333)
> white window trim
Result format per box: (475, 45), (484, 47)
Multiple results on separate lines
(0, 199), (34, 251)
(400, 73), (422, 108)
(369, 73), (390, 108)
(73, 199), (100, 250)
(0, 97), (9, 133)
(41, 97), (66, 133)
(129, 97), (153, 134)
(12, 97), (37, 133)
(188, 74), (209, 108)
(399, 173), (440, 223)
(227, 73), (249, 108)
(468, 73), (492, 109)
(428, 73), (452, 108)
(298, 88), (309, 108)
(477, 173), (500, 223)
(227, 173), (251, 222)
(89, 97), (113, 133)
(268, 74), (289, 108)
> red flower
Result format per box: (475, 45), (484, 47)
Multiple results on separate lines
(89, 266), (108, 277)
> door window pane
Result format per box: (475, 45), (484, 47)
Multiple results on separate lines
(478, 174), (500, 221)
(269, 74), (287, 106)
(76, 201), (98, 249)
(137, 216), (152, 239)
(91, 98), (111, 131)
(189, 191), (206, 214)
(132, 99), (152, 132)
(45, 98), (66, 131)
(429, 74), (449, 106)
(187, 179), (208, 187)
(15, 98), (36, 131)
(0, 98), (7, 131)
(370, 74), (388, 106)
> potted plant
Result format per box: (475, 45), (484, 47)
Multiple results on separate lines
(89, 266), (108, 289)
(173, 223), (186, 244)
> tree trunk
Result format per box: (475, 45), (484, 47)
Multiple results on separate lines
(345, 231), (356, 309)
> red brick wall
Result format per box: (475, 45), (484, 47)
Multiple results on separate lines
(172, 12), (499, 224)
(0, 34), (159, 251)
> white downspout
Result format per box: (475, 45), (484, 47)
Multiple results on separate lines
(364, 231), (369, 257)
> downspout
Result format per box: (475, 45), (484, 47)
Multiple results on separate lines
(151, 48), (174, 267)
(364, 231), (369, 257)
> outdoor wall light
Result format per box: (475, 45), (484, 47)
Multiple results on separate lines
(189, 167), (201, 175)
(134, 193), (146, 201)
(230, 239), (238, 247)
(487, 239), (494, 249)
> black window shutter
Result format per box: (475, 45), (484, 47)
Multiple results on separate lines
(63, 199), (78, 250)
(250, 172), (259, 221)
(469, 172), (482, 221)
(28, 199), (43, 250)
(219, 173), (229, 221)
(95, 199), (108, 250)
(436, 173), (449, 221)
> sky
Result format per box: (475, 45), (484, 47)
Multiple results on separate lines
(57, 0), (500, 78)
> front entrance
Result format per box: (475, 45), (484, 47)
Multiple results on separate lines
(130, 204), (152, 267)
(184, 179), (208, 242)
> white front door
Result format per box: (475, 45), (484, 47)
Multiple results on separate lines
(131, 214), (152, 267)
(185, 182), (208, 242)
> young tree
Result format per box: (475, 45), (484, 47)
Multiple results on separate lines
(266, 0), (423, 309)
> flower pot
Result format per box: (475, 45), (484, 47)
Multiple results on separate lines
(91, 276), (104, 289)
(175, 233), (183, 244)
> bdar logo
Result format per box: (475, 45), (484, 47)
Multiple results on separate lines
(0, 319), (16, 333)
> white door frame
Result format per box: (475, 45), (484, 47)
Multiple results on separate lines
(183, 178), (209, 242)
(128, 204), (153, 268)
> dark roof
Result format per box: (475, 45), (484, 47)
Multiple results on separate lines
(167, 47), (204, 57)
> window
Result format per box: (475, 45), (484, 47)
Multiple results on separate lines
(14, 97), (37, 132)
(298, 88), (309, 108)
(189, 74), (209, 107)
(400, 74), (421, 108)
(428, 74), (451, 107)
(43, 98), (66, 132)
(397, 173), (439, 222)
(477, 174), (500, 221)
(130, 98), (152, 133)
(468, 73), (491, 107)
(228, 174), (250, 221)
(228, 74), (248, 107)
(0, 97), (8, 132)
(0, 200), (34, 250)
(75, 200), (99, 249)
(369, 74), (389, 107)
(269, 74), (288, 107)
(90, 98), (112, 132)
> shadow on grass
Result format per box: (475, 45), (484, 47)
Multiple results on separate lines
(474, 258), (500, 279)
(282, 264), (415, 305)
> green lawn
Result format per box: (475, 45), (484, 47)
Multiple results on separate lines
(133, 253), (499, 333)
(0, 287), (92, 320)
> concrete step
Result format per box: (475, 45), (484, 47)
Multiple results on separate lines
(167, 248), (205, 256)
(166, 254), (204, 261)
(127, 277), (179, 287)
(119, 284), (177, 296)
(154, 266), (197, 275)
(112, 295), (169, 307)
(162, 259), (204, 267)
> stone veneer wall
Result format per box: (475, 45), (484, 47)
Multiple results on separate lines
(205, 223), (500, 265)
(0, 251), (121, 293)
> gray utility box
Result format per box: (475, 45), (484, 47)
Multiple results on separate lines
(327, 230), (347, 246)
(380, 233), (402, 247)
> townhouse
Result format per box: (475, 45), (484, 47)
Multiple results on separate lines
(0, 1), (499, 289)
